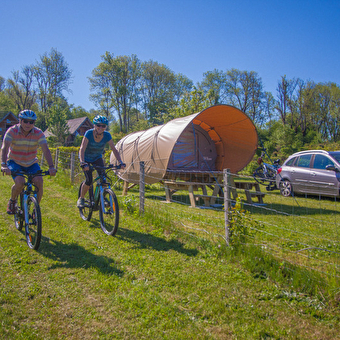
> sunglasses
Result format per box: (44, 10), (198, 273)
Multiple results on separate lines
(96, 124), (107, 128)
(22, 120), (35, 125)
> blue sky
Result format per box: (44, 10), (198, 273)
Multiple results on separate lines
(1, 0), (339, 111)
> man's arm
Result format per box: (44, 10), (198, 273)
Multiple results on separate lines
(1, 140), (11, 175)
(41, 143), (56, 176)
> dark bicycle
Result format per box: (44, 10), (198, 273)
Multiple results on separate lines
(253, 150), (280, 191)
(13, 170), (51, 250)
(78, 164), (121, 236)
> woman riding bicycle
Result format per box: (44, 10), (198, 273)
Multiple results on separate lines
(77, 115), (125, 208)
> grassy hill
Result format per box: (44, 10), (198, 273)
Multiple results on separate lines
(0, 173), (339, 339)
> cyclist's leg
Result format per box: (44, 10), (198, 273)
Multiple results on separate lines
(80, 168), (93, 198)
(7, 160), (25, 201)
(29, 163), (43, 203)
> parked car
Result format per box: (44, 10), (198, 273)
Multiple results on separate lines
(276, 150), (340, 197)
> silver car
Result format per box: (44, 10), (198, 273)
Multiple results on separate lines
(276, 150), (340, 197)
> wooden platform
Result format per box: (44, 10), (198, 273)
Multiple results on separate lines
(122, 170), (265, 208)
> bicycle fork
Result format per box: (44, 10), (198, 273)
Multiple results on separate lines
(22, 193), (32, 242)
(99, 186), (107, 213)
(23, 193), (36, 236)
(99, 185), (112, 214)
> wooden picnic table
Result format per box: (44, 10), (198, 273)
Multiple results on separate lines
(163, 171), (224, 208)
(230, 179), (265, 204)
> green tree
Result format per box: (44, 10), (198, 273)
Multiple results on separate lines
(225, 69), (265, 124)
(0, 76), (5, 92)
(89, 52), (141, 132)
(313, 82), (340, 142)
(70, 105), (91, 119)
(46, 100), (70, 146)
(7, 66), (37, 111)
(199, 69), (227, 105)
(164, 87), (210, 122)
(140, 60), (192, 125)
(275, 75), (298, 126)
(34, 48), (72, 113)
(0, 91), (16, 113)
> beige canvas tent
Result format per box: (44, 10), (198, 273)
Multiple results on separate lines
(110, 104), (258, 184)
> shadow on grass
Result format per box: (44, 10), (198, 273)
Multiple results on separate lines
(39, 237), (124, 277)
(245, 201), (340, 216)
(117, 227), (199, 257)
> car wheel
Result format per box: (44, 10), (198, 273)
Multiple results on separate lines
(279, 179), (293, 197)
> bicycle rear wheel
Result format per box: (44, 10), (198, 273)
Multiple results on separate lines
(253, 166), (267, 184)
(14, 193), (24, 231)
(26, 196), (41, 250)
(99, 188), (119, 236)
(78, 182), (93, 221)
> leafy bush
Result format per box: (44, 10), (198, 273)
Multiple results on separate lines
(228, 198), (262, 247)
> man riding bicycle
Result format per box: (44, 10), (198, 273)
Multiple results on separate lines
(77, 115), (125, 208)
(1, 110), (57, 214)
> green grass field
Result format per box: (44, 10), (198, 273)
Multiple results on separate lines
(0, 172), (339, 339)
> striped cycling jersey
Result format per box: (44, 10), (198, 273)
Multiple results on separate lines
(4, 124), (47, 167)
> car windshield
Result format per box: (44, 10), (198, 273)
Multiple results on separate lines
(329, 152), (340, 164)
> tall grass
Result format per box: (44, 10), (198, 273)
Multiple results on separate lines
(0, 173), (339, 339)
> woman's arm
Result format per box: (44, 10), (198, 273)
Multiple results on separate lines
(108, 139), (123, 164)
(79, 137), (89, 164)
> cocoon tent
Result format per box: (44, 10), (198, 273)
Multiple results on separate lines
(110, 104), (258, 184)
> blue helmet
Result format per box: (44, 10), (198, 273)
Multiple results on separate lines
(18, 110), (37, 121)
(93, 115), (108, 125)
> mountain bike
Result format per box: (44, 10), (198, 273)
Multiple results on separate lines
(253, 150), (280, 191)
(13, 170), (51, 250)
(78, 164), (121, 236)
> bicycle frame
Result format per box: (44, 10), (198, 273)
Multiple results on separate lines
(261, 161), (280, 174)
(88, 177), (111, 211)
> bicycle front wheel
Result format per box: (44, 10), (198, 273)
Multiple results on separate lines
(78, 182), (93, 221)
(26, 196), (42, 250)
(99, 188), (119, 236)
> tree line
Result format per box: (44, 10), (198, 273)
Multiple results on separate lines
(1, 48), (339, 158)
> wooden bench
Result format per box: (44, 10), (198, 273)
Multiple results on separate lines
(164, 180), (215, 208)
(230, 179), (265, 205)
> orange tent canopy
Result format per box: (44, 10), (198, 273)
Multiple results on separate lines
(111, 104), (258, 184)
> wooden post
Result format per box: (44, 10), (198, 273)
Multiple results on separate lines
(139, 161), (145, 214)
(123, 181), (129, 196)
(70, 152), (75, 183)
(224, 169), (230, 246)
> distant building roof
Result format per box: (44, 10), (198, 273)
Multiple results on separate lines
(44, 116), (93, 138)
(0, 111), (18, 122)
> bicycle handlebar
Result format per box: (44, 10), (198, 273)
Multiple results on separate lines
(10, 170), (54, 179)
(84, 163), (124, 171)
